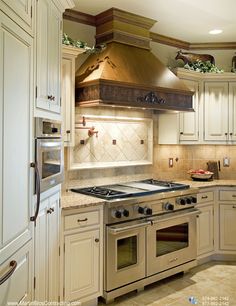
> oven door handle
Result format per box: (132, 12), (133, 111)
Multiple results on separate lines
(108, 221), (151, 234)
(39, 142), (62, 149)
(30, 162), (41, 222)
(149, 208), (200, 224)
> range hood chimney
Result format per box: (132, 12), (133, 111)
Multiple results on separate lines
(75, 8), (194, 112)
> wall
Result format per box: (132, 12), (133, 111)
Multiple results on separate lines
(63, 20), (236, 189)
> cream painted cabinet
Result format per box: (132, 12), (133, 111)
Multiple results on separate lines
(35, 187), (60, 302)
(61, 205), (103, 305)
(0, 240), (33, 306)
(158, 71), (200, 144)
(0, 10), (33, 264)
(62, 46), (84, 146)
(35, 0), (62, 117)
(219, 189), (236, 251)
(204, 82), (229, 141)
(0, 0), (34, 35)
(196, 190), (214, 257)
(229, 82), (236, 142)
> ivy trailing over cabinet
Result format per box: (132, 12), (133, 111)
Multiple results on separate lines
(158, 68), (236, 145)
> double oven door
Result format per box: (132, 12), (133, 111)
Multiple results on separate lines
(105, 208), (198, 292)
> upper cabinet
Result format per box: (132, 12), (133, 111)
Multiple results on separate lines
(62, 46), (84, 146)
(35, 0), (62, 118)
(0, 0), (35, 36)
(158, 69), (236, 145)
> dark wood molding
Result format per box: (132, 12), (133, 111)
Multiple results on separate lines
(150, 32), (190, 50)
(64, 9), (236, 50)
(63, 9), (96, 26)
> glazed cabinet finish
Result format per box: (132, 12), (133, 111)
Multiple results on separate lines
(0, 11), (33, 264)
(36, 0), (62, 116)
(229, 83), (236, 141)
(0, 0), (34, 35)
(0, 241), (33, 306)
(61, 206), (103, 304)
(219, 188), (236, 251)
(35, 188), (60, 302)
(62, 47), (84, 146)
(204, 82), (229, 141)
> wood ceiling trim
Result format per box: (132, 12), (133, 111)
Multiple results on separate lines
(64, 9), (236, 50)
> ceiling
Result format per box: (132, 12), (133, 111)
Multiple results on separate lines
(72, 0), (236, 43)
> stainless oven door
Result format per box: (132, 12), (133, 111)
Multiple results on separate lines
(106, 220), (150, 291)
(147, 208), (199, 276)
(36, 138), (64, 192)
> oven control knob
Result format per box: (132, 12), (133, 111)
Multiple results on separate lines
(186, 197), (192, 204)
(164, 202), (174, 211)
(177, 198), (186, 205)
(190, 196), (197, 204)
(138, 206), (145, 214)
(123, 209), (129, 217)
(144, 207), (152, 215)
(114, 210), (122, 219)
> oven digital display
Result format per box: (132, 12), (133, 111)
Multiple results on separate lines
(117, 235), (137, 269)
(156, 223), (189, 257)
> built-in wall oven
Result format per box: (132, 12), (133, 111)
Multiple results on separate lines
(30, 118), (63, 222)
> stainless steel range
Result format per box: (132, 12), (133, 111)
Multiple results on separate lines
(71, 179), (199, 304)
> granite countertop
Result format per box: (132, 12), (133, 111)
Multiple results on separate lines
(61, 190), (105, 210)
(61, 180), (236, 210)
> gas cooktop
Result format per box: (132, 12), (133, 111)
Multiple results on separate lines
(71, 179), (190, 200)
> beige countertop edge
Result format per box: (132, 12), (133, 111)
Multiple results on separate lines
(61, 180), (236, 209)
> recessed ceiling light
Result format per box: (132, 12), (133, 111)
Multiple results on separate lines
(209, 29), (223, 35)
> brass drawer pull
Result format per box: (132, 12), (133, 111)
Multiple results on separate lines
(169, 257), (178, 263)
(201, 196), (208, 199)
(232, 195), (236, 198)
(77, 218), (88, 222)
(232, 206), (236, 209)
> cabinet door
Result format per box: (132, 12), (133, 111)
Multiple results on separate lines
(220, 204), (236, 250)
(48, 2), (61, 114)
(64, 229), (100, 301)
(197, 205), (214, 256)
(229, 82), (236, 142)
(35, 190), (60, 302)
(0, 240), (33, 306)
(36, 0), (50, 111)
(0, 0), (34, 35)
(204, 82), (228, 141)
(62, 57), (75, 145)
(0, 11), (33, 264)
(48, 191), (60, 302)
(179, 79), (199, 141)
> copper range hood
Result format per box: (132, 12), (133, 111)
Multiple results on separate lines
(75, 8), (194, 112)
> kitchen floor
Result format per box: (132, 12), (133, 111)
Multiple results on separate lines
(99, 261), (236, 306)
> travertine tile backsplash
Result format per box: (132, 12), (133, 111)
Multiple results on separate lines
(64, 108), (236, 189)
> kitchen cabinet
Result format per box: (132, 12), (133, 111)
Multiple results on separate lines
(0, 0), (35, 36)
(34, 186), (60, 302)
(35, 0), (62, 118)
(0, 240), (33, 306)
(62, 46), (84, 146)
(158, 70), (200, 144)
(158, 69), (236, 144)
(219, 189), (236, 251)
(0, 9), (33, 265)
(61, 205), (103, 305)
(196, 190), (214, 257)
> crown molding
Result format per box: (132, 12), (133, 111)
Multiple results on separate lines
(64, 9), (236, 50)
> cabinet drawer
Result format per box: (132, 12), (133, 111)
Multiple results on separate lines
(197, 191), (214, 204)
(64, 210), (100, 230)
(219, 190), (236, 201)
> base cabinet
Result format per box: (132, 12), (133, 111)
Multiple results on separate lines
(0, 240), (33, 306)
(61, 205), (103, 305)
(196, 190), (214, 258)
(34, 187), (60, 302)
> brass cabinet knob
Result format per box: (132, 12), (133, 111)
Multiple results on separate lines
(95, 238), (99, 243)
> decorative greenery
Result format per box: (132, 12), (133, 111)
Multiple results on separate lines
(62, 33), (106, 54)
(184, 60), (224, 73)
